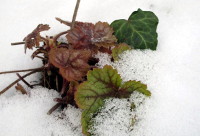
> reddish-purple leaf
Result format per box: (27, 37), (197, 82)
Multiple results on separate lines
(49, 48), (91, 81)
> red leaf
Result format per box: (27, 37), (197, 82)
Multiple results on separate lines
(49, 48), (91, 81)
(93, 21), (117, 47)
(66, 22), (117, 52)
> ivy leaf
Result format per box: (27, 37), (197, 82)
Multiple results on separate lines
(112, 43), (131, 61)
(49, 48), (91, 81)
(23, 24), (50, 52)
(75, 65), (150, 135)
(111, 9), (158, 50)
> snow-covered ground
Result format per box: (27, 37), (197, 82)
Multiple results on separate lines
(0, 0), (200, 136)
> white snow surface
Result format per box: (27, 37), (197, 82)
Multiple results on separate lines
(0, 87), (83, 136)
(0, 0), (200, 136)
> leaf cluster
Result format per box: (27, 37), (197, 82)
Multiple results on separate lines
(0, 8), (158, 136)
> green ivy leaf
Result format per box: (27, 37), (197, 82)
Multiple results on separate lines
(112, 43), (131, 61)
(111, 9), (159, 50)
(75, 65), (150, 135)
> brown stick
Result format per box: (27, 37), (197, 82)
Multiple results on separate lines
(0, 67), (44, 75)
(47, 103), (61, 115)
(0, 70), (40, 95)
(71, 0), (81, 29)
(55, 17), (71, 26)
(11, 42), (25, 46)
(16, 73), (33, 88)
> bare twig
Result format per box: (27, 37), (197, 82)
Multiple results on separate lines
(0, 70), (41, 95)
(11, 42), (25, 46)
(55, 17), (71, 26)
(47, 103), (62, 115)
(0, 67), (44, 75)
(71, 0), (81, 29)
(16, 73), (33, 88)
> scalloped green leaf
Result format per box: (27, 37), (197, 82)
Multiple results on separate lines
(75, 65), (151, 135)
(112, 43), (131, 61)
(120, 80), (151, 96)
(111, 9), (159, 50)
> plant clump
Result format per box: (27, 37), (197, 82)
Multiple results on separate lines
(0, 1), (158, 135)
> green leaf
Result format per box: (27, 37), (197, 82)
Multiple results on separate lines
(120, 81), (151, 96)
(111, 9), (159, 50)
(75, 65), (150, 135)
(112, 43), (131, 61)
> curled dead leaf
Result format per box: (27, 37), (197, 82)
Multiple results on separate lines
(23, 24), (50, 52)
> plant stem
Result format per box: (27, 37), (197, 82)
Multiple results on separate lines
(55, 17), (71, 26)
(71, 0), (81, 29)
(11, 42), (25, 46)
(47, 103), (61, 115)
(16, 73), (33, 88)
(60, 79), (69, 95)
(0, 67), (44, 75)
(0, 70), (41, 95)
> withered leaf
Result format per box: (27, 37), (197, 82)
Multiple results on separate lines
(49, 48), (91, 81)
(15, 83), (27, 95)
(23, 24), (50, 52)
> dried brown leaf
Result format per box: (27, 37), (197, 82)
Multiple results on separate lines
(15, 83), (27, 95)
(23, 24), (50, 52)
(49, 48), (91, 81)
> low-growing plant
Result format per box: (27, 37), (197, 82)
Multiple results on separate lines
(0, 0), (158, 135)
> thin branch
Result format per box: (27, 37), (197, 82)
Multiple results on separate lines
(16, 73), (33, 88)
(11, 42), (25, 46)
(0, 70), (41, 95)
(55, 17), (71, 26)
(47, 103), (61, 115)
(71, 0), (81, 29)
(0, 67), (44, 75)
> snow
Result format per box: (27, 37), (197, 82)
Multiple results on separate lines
(1, 0), (200, 136)
(0, 87), (82, 136)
